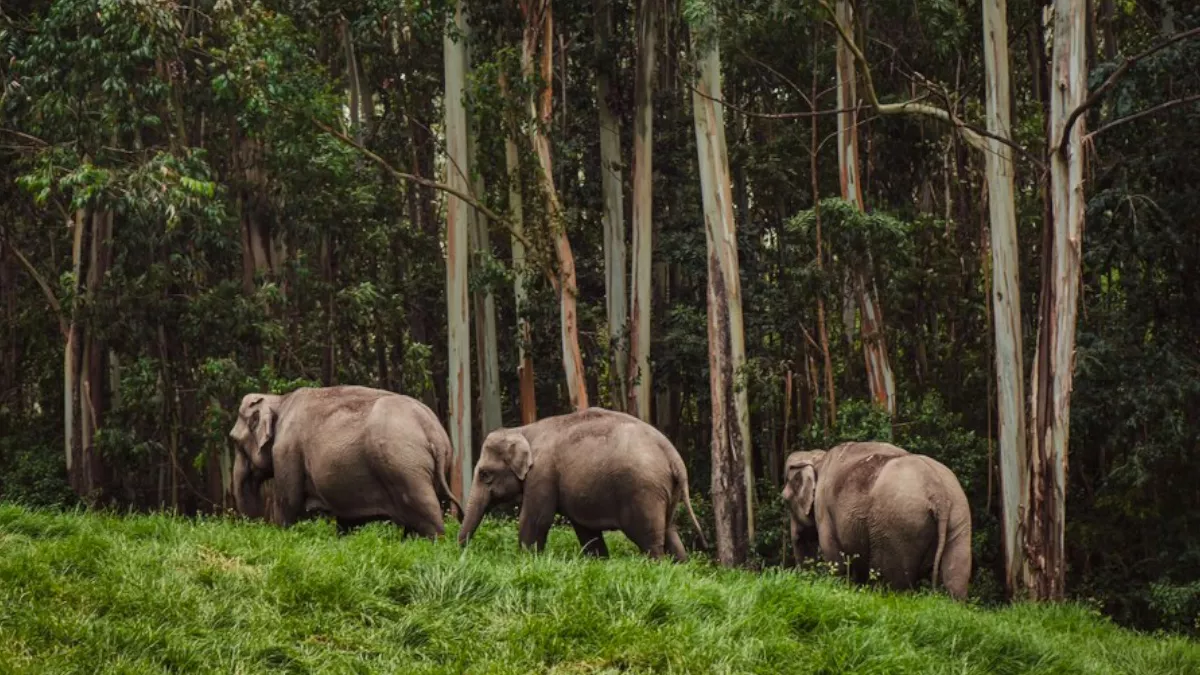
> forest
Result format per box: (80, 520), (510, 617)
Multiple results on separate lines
(1, 0), (1199, 637)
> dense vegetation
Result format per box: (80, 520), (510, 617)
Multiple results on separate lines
(2, 504), (1198, 674)
(2, 0), (1199, 635)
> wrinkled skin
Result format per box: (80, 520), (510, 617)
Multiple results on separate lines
(228, 385), (462, 538)
(782, 441), (972, 600)
(458, 408), (707, 561)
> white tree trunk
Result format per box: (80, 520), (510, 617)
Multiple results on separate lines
(444, 0), (473, 504)
(834, 0), (896, 416)
(523, 0), (589, 411)
(691, 36), (754, 562)
(982, 0), (1030, 597)
(1027, 0), (1086, 600)
(500, 71), (538, 425)
(595, 0), (628, 411)
(628, 0), (657, 421)
(465, 30), (503, 438)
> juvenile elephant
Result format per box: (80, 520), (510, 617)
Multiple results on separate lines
(228, 385), (462, 538)
(457, 408), (707, 561)
(782, 441), (972, 600)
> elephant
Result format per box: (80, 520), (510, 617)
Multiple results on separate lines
(782, 441), (972, 600)
(228, 385), (463, 538)
(457, 407), (707, 561)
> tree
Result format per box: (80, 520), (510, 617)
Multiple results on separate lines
(689, 12), (753, 564)
(1025, 0), (1087, 600)
(466, 25), (503, 438)
(595, 0), (628, 412)
(500, 70), (538, 425)
(444, 0), (474, 506)
(982, 0), (1029, 599)
(831, 0), (896, 417)
(520, 0), (589, 410)
(628, 0), (658, 421)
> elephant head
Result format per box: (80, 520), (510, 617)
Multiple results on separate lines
(228, 392), (281, 519)
(458, 429), (532, 545)
(782, 450), (826, 528)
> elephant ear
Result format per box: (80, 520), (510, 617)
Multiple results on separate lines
(790, 464), (817, 517)
(504, 434), (533, 480)
(240, 394), (276, 465)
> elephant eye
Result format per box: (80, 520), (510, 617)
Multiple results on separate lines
(479, 469), (493, 484)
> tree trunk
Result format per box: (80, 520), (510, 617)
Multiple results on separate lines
(522, 0), (589, 410)
(982, 0), (1030, 599)
(811, 32), (837, 430)
(444, 0), (474, 507)
(465, 32), (503, 438)
(1026, 0), (1086, 601)
(834, 0), (896, 416)
(501, 71), (538, 425)
(627, 0), (657, 420)
(64, 207), (86, 495)
(595, 0), (628, 413)
(691, 34), (753, 564)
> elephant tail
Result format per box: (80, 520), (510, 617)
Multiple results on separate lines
(432, 441), (465, 520)
(930, 500), (949, 591)
(678, 472), (709, 551)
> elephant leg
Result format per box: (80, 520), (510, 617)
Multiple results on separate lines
(517, 483), (557, 553)
(399, 485), (446, 541)
(272, 457), (306, 527)
(622, 505), (668, 560)
(871, 536), (921, 591)
(665, 527), (688, 563)
(572, 523), (609, 558)
(336, 517), (357, 536)
(939, 534), (972, 601)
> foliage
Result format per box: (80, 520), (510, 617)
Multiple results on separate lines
(1, 0), (1199, 637)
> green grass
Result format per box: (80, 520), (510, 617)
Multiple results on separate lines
(0, 505), (1195, 674)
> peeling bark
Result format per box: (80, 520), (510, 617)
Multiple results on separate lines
(833, 0), (896, 416)
(521, 0), (589, 410)
(1025, 0), (1087, 601)
(982, 0), (1030, 598)
(595, 0), (628, 411)
(445, 0), (474, 505)
(501, 71), (538, 425)
(691, 35), (753, 564)
(466, 27), (502, 437)
(628, 0), (657, 420)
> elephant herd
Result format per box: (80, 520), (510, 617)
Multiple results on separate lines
(229, 384), (972, 600)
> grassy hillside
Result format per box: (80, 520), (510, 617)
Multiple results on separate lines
(0, 505), (1196, 674)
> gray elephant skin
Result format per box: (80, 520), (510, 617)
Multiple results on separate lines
(458, 408), (708, 560)
(782, 441), (972, 600)
(228, 385), (462, 537)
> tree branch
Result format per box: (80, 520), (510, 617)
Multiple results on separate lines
(310, 116), (557, 287)
(1086, 93), (1200, 141)
(0, 228), (67, 338)
(815, 0), (1037, 165)
(1059, 26), (1200, 154)
(684, 77), (858, 119)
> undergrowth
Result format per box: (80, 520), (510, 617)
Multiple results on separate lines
(0, 504), (1196, 674)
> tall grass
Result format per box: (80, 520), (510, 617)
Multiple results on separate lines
(0, 504), (1195, 674)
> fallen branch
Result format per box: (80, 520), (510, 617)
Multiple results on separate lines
(1059, 26), (1200, 154)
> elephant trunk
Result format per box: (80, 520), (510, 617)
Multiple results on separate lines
(233, 452), (265, 520)
(458, 486), (490, 546)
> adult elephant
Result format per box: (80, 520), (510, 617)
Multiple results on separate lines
(228, 385), (462, 538)
(457, 408), (707, 561)
(782, 441), (972, 600)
